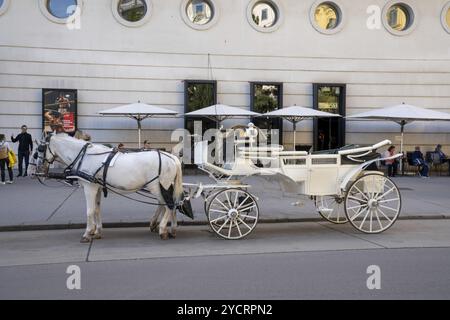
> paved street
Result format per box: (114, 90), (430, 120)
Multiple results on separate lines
(1, 175), (450, 229)
(1, 219), (450, 299)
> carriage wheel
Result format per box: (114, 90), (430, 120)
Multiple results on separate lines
(345, 173), (401, 234)
(207, 188), (259, 240)
(315, 196), (348, 224)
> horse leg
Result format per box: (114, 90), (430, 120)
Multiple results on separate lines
(159, 207), (171, 240)
(150, 205), (163, 233)
(81, 183), (98, 243)
(93, 188), (103, 239)
(169, 209), (177, 239)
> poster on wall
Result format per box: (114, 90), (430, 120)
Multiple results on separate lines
(42, 89), (77, 133)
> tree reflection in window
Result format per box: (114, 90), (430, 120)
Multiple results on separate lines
(118, 0), (147, 22)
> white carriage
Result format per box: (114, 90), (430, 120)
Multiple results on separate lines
(186, 138), (403, 240)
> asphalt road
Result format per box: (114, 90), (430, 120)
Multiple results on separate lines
(1, 219), (450, 299)
(1, 247), (449, 300)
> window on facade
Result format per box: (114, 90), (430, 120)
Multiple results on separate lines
(251, 1), (277, 28)
(250, 83), (283, 145)
(386, 4), (412, 31)
(313, 84), (346, 151)
(447, 7), (450, 28)
(47, 0), (77, 19)
(186, 0), (213, 25)
(314, 2), (340, 30)
(118, 0), (147, 22)
(184, 81), (217, 164)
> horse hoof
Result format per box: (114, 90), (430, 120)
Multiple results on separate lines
(169, 232), (176, 239)
(160, 233), (169, 240)
(80, 237), (91, 243)
(93, 234), (102, 240)
(150, 225), (158, 233)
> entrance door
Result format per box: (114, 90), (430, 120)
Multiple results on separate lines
(250, 82), (283, 146)
(184, 80), (217, 165)
(313, 84), (346, 151)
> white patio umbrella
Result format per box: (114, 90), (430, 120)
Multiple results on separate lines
(185, 104), (261, 128)
(347, 103), (450, 154)
(260, 105), (341, 150)
(99, 102), (178, 147)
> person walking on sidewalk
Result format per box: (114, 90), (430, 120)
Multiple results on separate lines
(11, 125), (33, 177)
(0, 134), (14, 185)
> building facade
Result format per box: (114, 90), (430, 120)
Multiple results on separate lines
(0, 0), (450, 154)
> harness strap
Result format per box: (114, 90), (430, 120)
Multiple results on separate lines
(101, 150), (119, 197)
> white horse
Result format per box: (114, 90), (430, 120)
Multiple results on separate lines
(31, 132), (185, 242)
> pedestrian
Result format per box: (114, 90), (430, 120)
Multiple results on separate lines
(412, 146), (429, 178)
(10, 125), (33, 177)
(0, 134), (14, 185)
(383, 145), (398, 177)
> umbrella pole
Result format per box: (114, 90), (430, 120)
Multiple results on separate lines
(293, 121), (297, 151)
(400, 121), (405, 173)
(137, 117), (142, 148)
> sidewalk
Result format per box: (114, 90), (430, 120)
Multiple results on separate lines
(0, 174), (450, 230)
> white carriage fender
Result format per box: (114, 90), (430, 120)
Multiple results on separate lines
(339, 153), (403, 192)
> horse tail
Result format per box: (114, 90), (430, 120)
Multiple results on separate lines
(173, 156), (184, 204)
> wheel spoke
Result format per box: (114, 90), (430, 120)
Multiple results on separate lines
(359, 208), (371, 229)
(349, 206), (368, 222)
(352, 185), (369, 200)
(234, 191), (239, 208)
(237, 217), (252, 230)
(379, 204), (398, 212)
(210, 215), (228, 223)
(236, 195), (250, 210)
(239, 204), (256, 212)
(347, 196), (368, 204)
(235, 219), (242, 237)
(240, 214), (257, 220)
(215, 198), (231, 211)
(228, 220), (232, 238)
(347, 203), (368, 211)
(209, 208), (228, 214)
(378, 198), (400, 204)
(376, 186), (396, 201)
(376, 208), (393, 222)
(217, 218), (230, 233)
(374, 209), (384, 230)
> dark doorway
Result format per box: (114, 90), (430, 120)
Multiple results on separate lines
(313, 84), (346, 151)
(184, 80), (217, 165)
(250, 82), (283, 146)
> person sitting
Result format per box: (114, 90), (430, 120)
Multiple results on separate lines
(143, 140), (151, 150)
(383, 145), (398, 177)
(411, 146), (429, 177)
(435, 144), (447, 163)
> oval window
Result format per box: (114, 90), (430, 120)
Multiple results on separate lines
(314, 2), (340, 30)
(118, 0), (147, 22)
(47, 0), (78, 19)
(251, 1), (278, 28)
(386, 4), (412, 31)
(186, 0), (213, 25)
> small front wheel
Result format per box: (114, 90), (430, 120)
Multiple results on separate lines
(345, 174), (401, 233)
(207, 188), (259, 240)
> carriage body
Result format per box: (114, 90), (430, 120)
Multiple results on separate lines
(190, 139), (403, 239)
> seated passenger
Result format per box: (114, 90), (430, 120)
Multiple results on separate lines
(412, 146), (429, 177)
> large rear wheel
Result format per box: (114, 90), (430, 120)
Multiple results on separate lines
(345, 174), (401, 233)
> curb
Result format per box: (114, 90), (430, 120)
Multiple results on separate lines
(0, 215), (449, 232)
